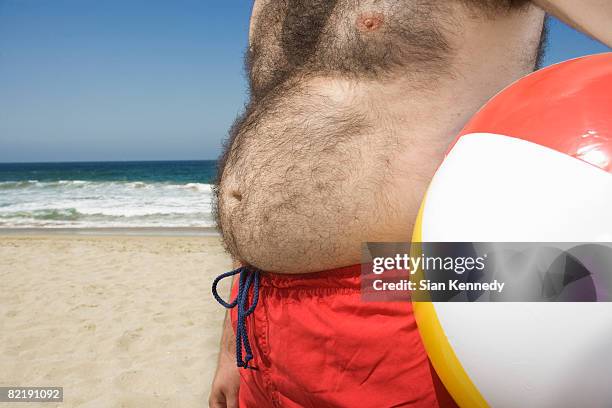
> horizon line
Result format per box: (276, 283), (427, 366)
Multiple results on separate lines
(0, 158), (218, 165)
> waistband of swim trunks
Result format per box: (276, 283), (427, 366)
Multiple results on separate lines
(258, 264), (362, 289)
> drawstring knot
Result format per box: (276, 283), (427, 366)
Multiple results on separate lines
(212, 266), (260, 369)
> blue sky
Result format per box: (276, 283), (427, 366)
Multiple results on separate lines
(0, 1), (609, 163)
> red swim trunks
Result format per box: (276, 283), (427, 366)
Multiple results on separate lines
(229, 265), (456, 408)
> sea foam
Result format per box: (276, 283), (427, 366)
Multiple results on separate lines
(0, 180), (216, 228)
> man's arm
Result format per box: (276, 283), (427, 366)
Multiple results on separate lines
(533, 0), (612, 47)
(209, 269), (240, 408)
(209, 302), (239, 408)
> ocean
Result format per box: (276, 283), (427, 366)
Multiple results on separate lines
(0, 161), (218, 228)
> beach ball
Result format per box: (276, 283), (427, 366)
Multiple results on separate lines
(412, 53), (612, 407)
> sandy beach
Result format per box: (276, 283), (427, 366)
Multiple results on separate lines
(0, 232), (232, 407)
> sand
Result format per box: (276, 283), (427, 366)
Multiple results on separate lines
(0, 233), (233, 407)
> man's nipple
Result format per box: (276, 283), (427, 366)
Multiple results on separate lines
(356, 12), (384, 32)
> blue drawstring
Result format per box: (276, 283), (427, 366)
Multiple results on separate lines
(212, 266), (260, 369)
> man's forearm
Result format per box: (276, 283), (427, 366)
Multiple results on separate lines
(210, 274), (240, 408)
(533, 0), (612, 47)
(219, 301), (235, 358)
(219, 259), (242, 359)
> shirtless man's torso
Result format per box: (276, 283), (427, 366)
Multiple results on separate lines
(215, 0), (546, 273)
(210, 2), (550, 407)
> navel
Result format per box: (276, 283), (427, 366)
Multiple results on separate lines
(231, 191), (243, 201)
